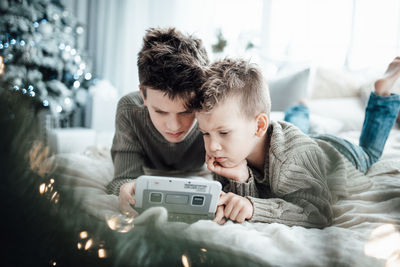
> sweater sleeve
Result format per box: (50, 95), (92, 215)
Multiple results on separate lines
(213, 167), (261, 198)
(247, 148), (334, 228)
(106, 101), (145, 196)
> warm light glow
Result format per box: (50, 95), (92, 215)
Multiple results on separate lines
(80, 231), (88, 239)
(364, 224), (400, 266)
(105, 215), (134, 233)
(181, 254), (190, 267)
(106, 217), (117, 230)
(51, 191), (58, 202)
(39, 183), (46, 194)
(98, 248), (107, 258)
(77, 243), (82, 250)
(200, 248), (207, 252)
(50, 179), (55, 184)
(0, 55), (4, 75)
(29, 142), (55, 178)
(84, 239), (93, 250)
(386, 255), (400, 267)
(52, 261), (56, 266)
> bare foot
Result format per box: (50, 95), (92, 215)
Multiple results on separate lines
(298, 98), (308, 106)
(374, 57), (400, 96)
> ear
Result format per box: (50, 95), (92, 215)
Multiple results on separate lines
(255, 113), (269, 137)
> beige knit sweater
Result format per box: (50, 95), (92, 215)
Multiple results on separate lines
(214, 121), (372, 228)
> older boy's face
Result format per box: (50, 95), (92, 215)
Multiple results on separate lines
(196, 96), (258, 168)
(143, 88), (196, 143)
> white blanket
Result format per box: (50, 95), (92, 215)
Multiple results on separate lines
(53, 128), (400, 267)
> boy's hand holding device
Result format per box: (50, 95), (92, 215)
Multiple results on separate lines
(213, 191), (254, 224)
(119, 181), (138, 217)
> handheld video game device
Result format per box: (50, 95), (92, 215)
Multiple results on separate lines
(133, 175), (222, 220)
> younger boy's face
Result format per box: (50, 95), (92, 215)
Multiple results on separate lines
(196, 96), (258, 168)
(142, 88), (196, 143)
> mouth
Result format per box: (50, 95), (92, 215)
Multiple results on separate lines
(214, 157), (227, 163)
(166, 131), (184, 138)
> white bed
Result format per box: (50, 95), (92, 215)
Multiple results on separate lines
(49, 66), (400, 266)
(52, 114), (400, 267)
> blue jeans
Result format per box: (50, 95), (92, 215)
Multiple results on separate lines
(284, 92), (400, 173)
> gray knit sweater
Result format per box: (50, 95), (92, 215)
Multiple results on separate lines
(214, 121), (371, 228)
(108, 93), (371, 228)
(106, 92), (206, 195)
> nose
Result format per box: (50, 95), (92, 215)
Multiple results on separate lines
(166, 114), (181, 132)
(207, 136), (222, 153)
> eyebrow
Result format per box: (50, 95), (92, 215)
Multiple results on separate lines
(152, 106), (190, 114)
(198, 125), (229, 132)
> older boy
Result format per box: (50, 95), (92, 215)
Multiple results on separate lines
(193, 57), (400, 228)
(106, 27), (209, 215)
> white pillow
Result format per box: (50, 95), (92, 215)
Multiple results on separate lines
(307, 97), (365, 132)
(310, 67), (365, 99)
(308, 114), (344, 135)
(268, 68), (311, 111)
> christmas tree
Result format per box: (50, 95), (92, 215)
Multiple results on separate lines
(0, 0), (94, 127)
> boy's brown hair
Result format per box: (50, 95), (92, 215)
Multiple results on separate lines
(137, 27), (209, 102)
(193, 58), (271, 118)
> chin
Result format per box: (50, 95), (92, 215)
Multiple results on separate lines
(164, 137), (183, 143)
(163, 134), (186, 143)
(220, 161), (238, 168)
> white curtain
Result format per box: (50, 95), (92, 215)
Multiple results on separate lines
(264, 0), (400, 70)
(65, 0), (150, 97)
(65, 0), (400, 97)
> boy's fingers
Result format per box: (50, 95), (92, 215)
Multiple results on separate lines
(131, 181), (136, 194)
(129, 182), (137, 205)
(229, 205), (240, 221)
(206, 161), (215, 172)
(213, 205), (225, 223)
(206, 156), (216, 172)
(205, 154), (212, 164)
(129, 195), (136, 205)
(236, 211), (247, 223)
(224, 200), (234, 218)
(120, 200), (136, 216)
(217, 193), (230, 206)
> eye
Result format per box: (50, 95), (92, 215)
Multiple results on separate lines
(201, 132), (209, 136)
(155, 110), (167, 114)
(219, 131), (229, 135)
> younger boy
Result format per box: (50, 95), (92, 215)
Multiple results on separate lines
(193, 57), (400, 228)
(106, 27), (209, 215)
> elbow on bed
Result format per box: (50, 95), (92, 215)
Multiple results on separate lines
(307, 207), (333, 228)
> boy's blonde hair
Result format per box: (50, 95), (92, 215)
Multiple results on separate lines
(193, 58), (271, 118)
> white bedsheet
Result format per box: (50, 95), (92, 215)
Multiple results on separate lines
(53, 128), (400, 267)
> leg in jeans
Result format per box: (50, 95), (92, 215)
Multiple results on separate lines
(315, 57), (400, 173)
(358, 92), (400, 168)
(284, 104), (310, 134)
(313, 92), (400, 174)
